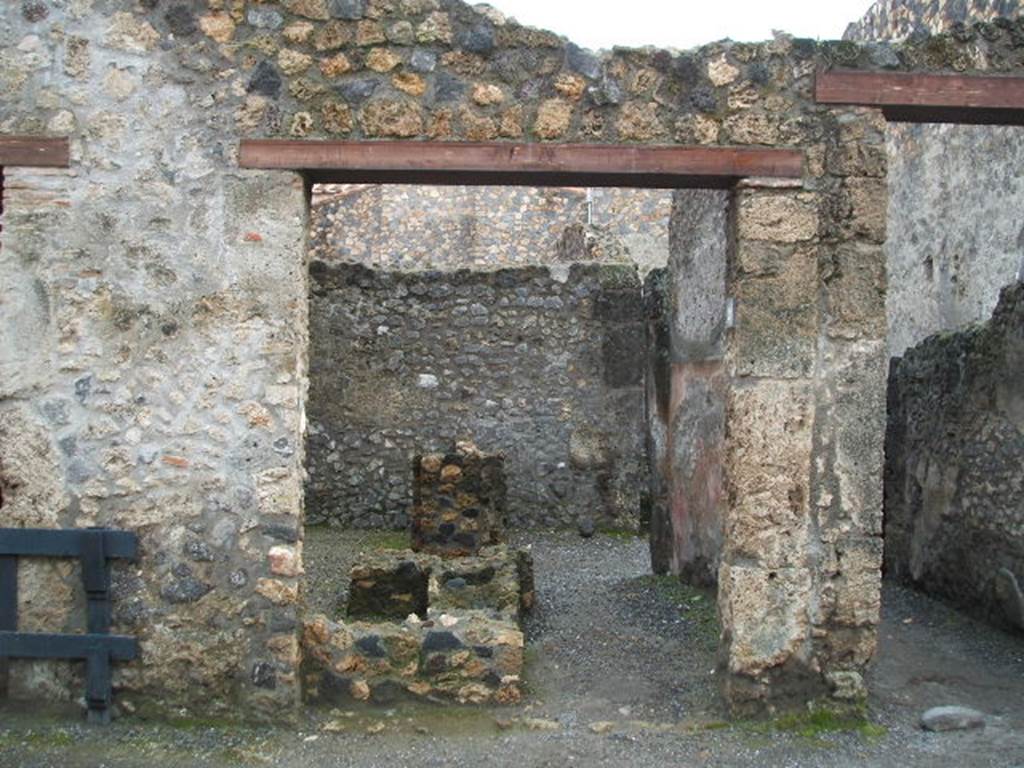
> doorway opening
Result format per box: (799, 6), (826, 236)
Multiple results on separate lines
(298, 178), (730, 719)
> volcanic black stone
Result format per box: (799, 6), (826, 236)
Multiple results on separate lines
(262, 523), (299, 543)
(690, 86), (718, 113)
(21, 0), (48, 22)
(248, 61), (282, 99)
(251, 662), (277, 689)
(161, 569), (213, 604)
(356, 635), (387, 658)
(329, 0), (365, 19)
(337, 77), (379, 103)
(434, 72), (467, 102)
(422, 631), (463, 653)
(748, 62), (772, 85)
(458, 23), (495, 55)
(567, 43), (601, 80)
(165, 5), (197, 37)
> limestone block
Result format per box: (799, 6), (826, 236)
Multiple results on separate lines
(737, 192), (819, 244)
(725, 381), (813, 570)
(730, 247), (819, 379)
(719, 563), (812, 677)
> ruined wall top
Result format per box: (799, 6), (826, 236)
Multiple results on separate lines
(846, 0), (1023, 41)
(5, 0), (1024, 152)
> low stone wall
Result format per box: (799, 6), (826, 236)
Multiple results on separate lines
(885, 281), (1024, 633)
(306, 262), (646, 531)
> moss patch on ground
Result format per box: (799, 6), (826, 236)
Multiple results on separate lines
(742, 707), (888, 748)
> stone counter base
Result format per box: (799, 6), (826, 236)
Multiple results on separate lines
(348, 545), (534, 621)
(302, 545), (533, 706)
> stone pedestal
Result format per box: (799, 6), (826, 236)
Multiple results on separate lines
(411, 441), (506, 557)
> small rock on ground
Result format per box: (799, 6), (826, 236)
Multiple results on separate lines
(921, 706), (986, 732)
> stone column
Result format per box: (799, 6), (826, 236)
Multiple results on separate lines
(719, 107), (887, 714)
(648, 189), (729, 586)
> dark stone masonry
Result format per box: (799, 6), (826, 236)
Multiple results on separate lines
(885, 281), (1024, 634)
(306, 262), (647, 532)
(303, 481), (534, 705)
(412, 441), (506, 556)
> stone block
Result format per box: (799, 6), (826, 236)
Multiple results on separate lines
(730, 248), (819, 379)
(412, 441), (506, 556)
(304, 543), (532, 706)
(724, 381), (814, 570)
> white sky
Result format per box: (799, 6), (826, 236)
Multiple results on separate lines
(485, 1), (877, 51)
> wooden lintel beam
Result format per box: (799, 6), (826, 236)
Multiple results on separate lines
(816, 69), (1024, 124)
(0, 136), (70, 167)
(239, 140), (804, 187)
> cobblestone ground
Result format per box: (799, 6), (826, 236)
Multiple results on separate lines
(1, 530), (1022, 768)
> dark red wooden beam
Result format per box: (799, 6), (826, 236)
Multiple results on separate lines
(239, 140), (804, 188)
(816, 69), (1024, 125)
(0, 136), (70, 167)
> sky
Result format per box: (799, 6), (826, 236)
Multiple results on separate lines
(482, 0), (877, 51)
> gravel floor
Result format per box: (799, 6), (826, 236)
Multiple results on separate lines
(2, 529), (1023, 768)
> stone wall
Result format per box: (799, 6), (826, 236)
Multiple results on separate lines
(7, 0), (1017, 719)
(310, 184), (671, 274)
(885, 281), (1024, 633)
(845, 0), (1023, 41)
(845, 2), (1024, 357)
(306, 262), (646, 531)
(885, 123), (1024, 356)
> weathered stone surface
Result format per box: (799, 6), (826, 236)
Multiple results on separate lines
(393, 72), (426, 96)
(356, 19), (387, 45)
(412, 441), (506, 557)
(846, 0), (1022, 41)
(306, 262), (648, 530)
(416, 11), (452, 43)
(330, 0), (367, 20)
(472, 83), (504, 105)
(303, 611), (524, 705)
(285, 0), (331, 21)
(534, 98), (573, 140)
(349, 556), (430, 619)
(886, 282), (1024, 634)
(320, 52), (353, 77)
(364, 47), (399, 72)
(303, 543), (531, 705)
(360, 99), (423, 136)
(885, 123), (1024, 357)
(616, 102), (665, 141)
(18, 0), (1005, 722)
(313, 20), (352, 50)
(278, 49), (314, 76)
(645, 191), (730, 584)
